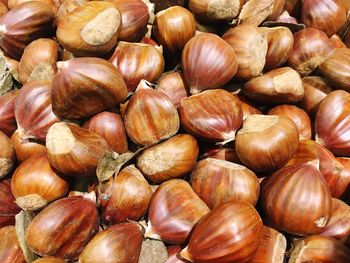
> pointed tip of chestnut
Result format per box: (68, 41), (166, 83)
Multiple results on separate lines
(179, 246), (191, 262)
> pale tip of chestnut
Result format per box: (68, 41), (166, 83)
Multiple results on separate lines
(56, 61), (69, 70)
(46, 122), (75, 155)
(307, 159), (320, 170)
(179, 246), (191, 262)
(15, 194), (48, 211)
(144, 222), (162, 241)
(315, 216), (327, 228)
(0, 24), (7, 34)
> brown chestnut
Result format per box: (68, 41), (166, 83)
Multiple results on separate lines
(0, 179), (21, 227)
(26, 196), (99, 260)
(0, 89), (18, 137)
(0, 225), (25, 263)
(182, 32), (238, 93)
(235, 115), (299, 173)
(0, 130), (15, 179)
(136, 134), (199, 183)
(51, 57), (128, 120)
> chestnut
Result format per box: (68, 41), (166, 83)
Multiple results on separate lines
(235, 115), (299, 173)
(100, 165), (153, 225)
(46, 122), (113, 177)
(109, 42), (165, 92)
(83, 111), (128, 154)
(11, 130), (47, 163)
(124, 82), (179, 146)
(200, 147), (242, 163)
(0, 130), (15, 179)
(249, 226), (287, 263)
(180, 201), (263, 263)
(0, 2), (7, 16)
(315, 90), (350, 156)
(18, 38), (60, 84)
(261, 160), (332, 235)
(56, 0), (87, 22)
(179, 89), (242, 144)
(235, 0), (276, 26)
(330, 34), (347, 50)
(156, 71), (189, 108)
(188, 0), (243, 22)
(191, 158), (260, 209)
(11, 154), (69, 210)
(301, 0), (347, 37)
(267, 105), (312, 140)
(318, 48), (350, 92)
(288, 235), (350, 262)
(259, 26), (294, 71)
(0, 1), (55, 60)
(0, 89), (18, 137)
(25, 196), (99, 260)
(136, 134), (199, 183)
(8, 0), (59, 13)
(182, 32), (238, 94)
(153, 6), (196, 54)
(298, 76), (333, 117)
(15, 80), (60, 142)
(0, 226), (25, 263)
(0, 179), (21, 227)
(32, 257), (66, 263)
(287, 140), (345, 198)
(222, 25), (268, 80)
(79, 222), (143, 263)
(112, 0), (151, 42)
(145, 179), (209, 244)
(51, 57), (128, 120)
(234, 94), (262, 120)
(287, 28), (332, 76)
(242, 67), (304, 105)
(56, 1), (122, 57)
(320, 198), (350, 241)
(336, 157), (350, 198)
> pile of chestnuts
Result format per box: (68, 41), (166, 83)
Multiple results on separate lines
(1, 0), (350, 262)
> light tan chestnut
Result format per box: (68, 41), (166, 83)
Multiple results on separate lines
(179, 89), (242, 144)
(250, 226), (287, 263)
(298, 76), (333, 116)
(7, 0), (59, 13)
(11, 130), (47, 163)
(0, 130), (15, 179)
(110, 0), (151, 42)
(287, 28), (332, 76)
(78, 222), (143, 263)
(51, 57), (128, 120)
(236, 0), (279, 26)
(242, 67), (304, 105)
(11, 154), (69, 210)
(267, 105), (312, 140)
(259, 26), (294, 71)
(18, 38), (60, 84)
(0, 2), (7, 17)
(156, 71), (189, 108)
(320, 198), (350, 241)
(137, 134), (199, 184)
(32, 257), (66, 263)
(235, 115), (299, 173)
(319, 48), (350, 92)
(46, 122), (113, 177)
(100, 165), (153, 225)
(0, 1), (55, 60)
(223, 25), (268, 80)
(153, 6), (196, 54)
(124, 82), (179, 146)
(181, 32), (238, 94)
(191, 158), (260, 209)
(145, 179), (209, 245)
(56, 1), (122, 57)
(109, 42), (165, 92)
(288, 235), (350, 263)
(188, 0), (243, 21)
